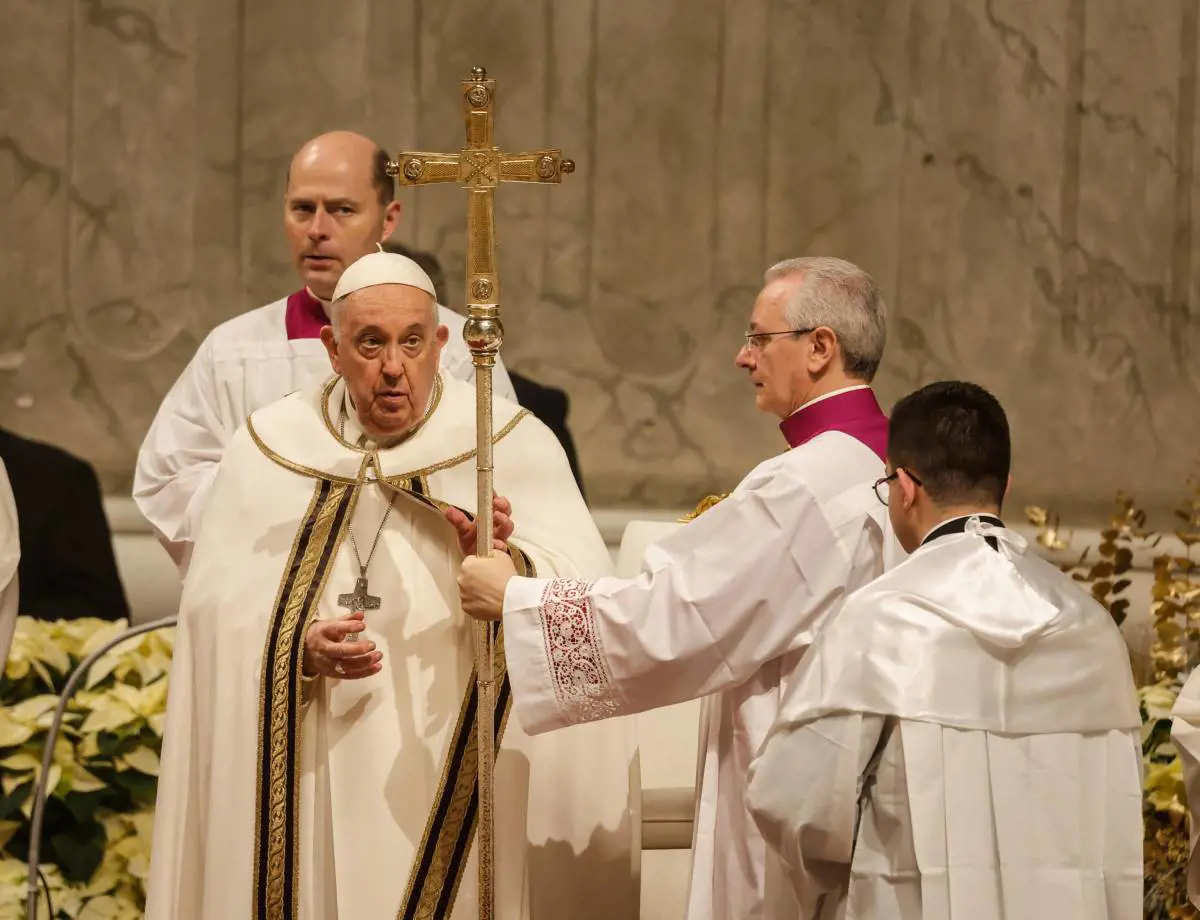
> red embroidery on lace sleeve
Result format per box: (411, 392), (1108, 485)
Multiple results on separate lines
(538, 578), (619, 722)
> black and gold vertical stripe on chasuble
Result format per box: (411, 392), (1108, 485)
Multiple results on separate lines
(394, 545), (535, 920)
(251, 468), (536, 920)
(253, 477), (355, 920)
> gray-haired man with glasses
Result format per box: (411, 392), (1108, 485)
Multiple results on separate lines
(458, 256), (903, 920)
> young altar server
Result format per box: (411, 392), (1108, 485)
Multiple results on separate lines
(747, 380), (1143, 919)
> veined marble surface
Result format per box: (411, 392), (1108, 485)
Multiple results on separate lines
(0, 0), (1197, 522)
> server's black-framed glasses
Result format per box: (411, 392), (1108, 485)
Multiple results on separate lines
(873, 468), (924, 505)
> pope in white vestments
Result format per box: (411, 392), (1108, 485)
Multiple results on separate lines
(145, 253), (636, 920)
(460, 257), (897, 920)
(748, 382), (1143, 920)
(133, 130), (514, 571)
(0, 458), (19, 664)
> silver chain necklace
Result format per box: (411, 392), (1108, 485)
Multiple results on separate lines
(335, 401), (395, 614)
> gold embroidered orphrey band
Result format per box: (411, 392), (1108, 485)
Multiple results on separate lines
(252, 476), (535, 920)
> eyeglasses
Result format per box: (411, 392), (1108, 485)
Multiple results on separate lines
(741, 327), (814, 353)
(873, 468), (924, 505)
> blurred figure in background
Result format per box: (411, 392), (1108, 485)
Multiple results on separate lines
(383, 240), (586, 498)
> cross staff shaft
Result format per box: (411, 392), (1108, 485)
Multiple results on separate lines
(385, 66), (573, 920)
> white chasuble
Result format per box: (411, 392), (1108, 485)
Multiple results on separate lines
(502, 428), (892, 920)
(1171, 668), (1200, 908)
(145, 374), (637, 920)
(0, 458), (19, 664)
(133, 293), (515, 571)
(749, 520), (1143, 920)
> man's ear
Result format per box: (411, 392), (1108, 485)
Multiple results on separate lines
(381, 201), (402, 240)
(899, 469), (920, 509)
(807, 327), (837, 374)
(320, 325), (341, 373)
(436, 323), (449, 346)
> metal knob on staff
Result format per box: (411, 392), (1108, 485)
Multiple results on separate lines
(388, 65), (574, 919)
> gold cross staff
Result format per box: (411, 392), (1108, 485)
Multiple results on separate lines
(386, 66), (573, 920)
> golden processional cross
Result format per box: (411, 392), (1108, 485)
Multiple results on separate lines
(386, 66), (574, 920)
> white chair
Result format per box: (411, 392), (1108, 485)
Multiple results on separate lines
(104, 497), (182, 626)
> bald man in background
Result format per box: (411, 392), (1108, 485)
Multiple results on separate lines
(135, 131), (514, 572)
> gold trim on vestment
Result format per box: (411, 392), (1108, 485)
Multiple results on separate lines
(249, 465), (539, 919)
(320, 373), (444, 451)
(254, 479), (355, 920)
(247, 417), (361, 485)
(380, 409), (529, 483)
(248, 381), (530, 484)
(395, 547), (535, 920)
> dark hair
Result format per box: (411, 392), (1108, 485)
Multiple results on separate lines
(380, 240), (447, 303)
(372, 146), (395, 206)
(888, 381), (1011, 508)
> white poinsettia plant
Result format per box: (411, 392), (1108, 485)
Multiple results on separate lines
(0, 617), (173, 920)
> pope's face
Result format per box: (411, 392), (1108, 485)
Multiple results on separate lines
(321, 285), (448, 440)
(284, 145), (400, 301)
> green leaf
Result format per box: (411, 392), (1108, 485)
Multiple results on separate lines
(0, 780), (31, 822)
(114, 770), (158, 808)
(96, 733), (123, 757)
(0, 818), (20, 851)
(49, 820), (106, 883)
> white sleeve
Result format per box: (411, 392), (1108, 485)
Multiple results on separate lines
(132, 335), (232, 572)
(746, 713), (887, 915)
(501, 462), (852, 731)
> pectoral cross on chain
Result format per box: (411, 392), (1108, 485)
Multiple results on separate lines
(337, 571), (381, 613)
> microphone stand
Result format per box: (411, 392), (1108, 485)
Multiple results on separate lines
(24, 615), (179, 919)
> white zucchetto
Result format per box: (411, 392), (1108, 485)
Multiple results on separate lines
(332, 252), (437, 303)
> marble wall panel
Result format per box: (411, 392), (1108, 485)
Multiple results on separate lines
(2, 0), (200, 493)
(0, 0), (71, 395)
(239, 0), (373, 309)
(1053, 1), (1197, 514)
(0, 0), (1196, 520)
(404, 0), (551, 315)
(190, 0), (244, 333)
(883, 0), (1093, 514)
(1186, 0), (1200, 437)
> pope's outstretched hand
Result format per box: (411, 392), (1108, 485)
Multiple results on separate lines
(443, 494), (514, 556)
(458, 554), (518, 622)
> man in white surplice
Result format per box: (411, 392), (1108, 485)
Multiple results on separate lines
(145, 253), (636, 920)
(0, 458), (19, 664)
(747, 381), (1143, 919)
(133, 130), (514, 571)
(460, 257), (897, 920)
